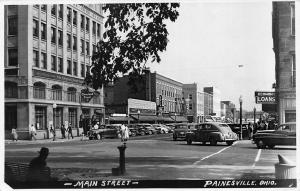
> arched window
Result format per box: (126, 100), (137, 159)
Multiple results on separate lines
(5, 81), (18, 98)
(51, 85), (62, 100)
(33, 82), (46, 99)
(67, 87), (77, 102)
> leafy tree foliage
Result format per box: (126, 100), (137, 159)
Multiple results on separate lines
(85, 3), (180, 89)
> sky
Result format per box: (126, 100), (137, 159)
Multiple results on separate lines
(149, 1), (275, 111)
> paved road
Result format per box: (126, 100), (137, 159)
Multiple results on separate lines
(5, 134), (296, 180)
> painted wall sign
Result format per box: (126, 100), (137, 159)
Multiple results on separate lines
(255, 91), (276, 104)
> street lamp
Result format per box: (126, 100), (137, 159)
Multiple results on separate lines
(253, 107), (256, 124)
(239, 96), (243, 140)
(53, 103), (57, 129)
(137, 110), (140, 124)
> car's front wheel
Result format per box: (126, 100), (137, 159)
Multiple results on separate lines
(256, 140), (266, 149)
(267, 144), (275, 149)
(226, 141), (234, 146)
(187, 138), (192, 145)
(209, 138), (217, 146)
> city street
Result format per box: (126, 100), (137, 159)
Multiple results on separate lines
(5, 134), (296, 180)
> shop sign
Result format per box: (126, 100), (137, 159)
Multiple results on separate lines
(81, 88), (94, 102)
(255, 91), (276, 104)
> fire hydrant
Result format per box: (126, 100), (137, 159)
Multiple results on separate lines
(274, 154), (296, 179)
(112, 143), (127, 176)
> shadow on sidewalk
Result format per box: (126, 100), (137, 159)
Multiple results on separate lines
(52, 168), (113, 180)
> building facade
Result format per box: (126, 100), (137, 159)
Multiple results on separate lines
(272, 2), (296, 123)
(4, 4), (105, 139)
(183, 83), (205, 123)
(203, 92), (213, 117)
(104, 72), (187, 123)
(203, 86), (221, 117)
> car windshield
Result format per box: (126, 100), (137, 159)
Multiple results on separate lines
(175, 125), (188, 129)
(218, 124), (233, 133)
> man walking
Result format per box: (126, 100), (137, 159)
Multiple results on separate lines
(67, 123), (74, 139)
(60, 124), (66, 139)
(29, 124), (37, 141)
(49, 125), (56, 141)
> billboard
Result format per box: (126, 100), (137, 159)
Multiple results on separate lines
(255, 91), (276, 104)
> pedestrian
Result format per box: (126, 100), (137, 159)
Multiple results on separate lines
(26, 147), (51, 182)
(67, 123), (74, 139)
(124, 125), (129, 142)
(248, 122), (253, 140)
(120, 124), (126, 142)
(29, 124), (37, 141)
(11, 128), (18, 141)
(49, 125), (56, 141)
(60, 124), (66, 139)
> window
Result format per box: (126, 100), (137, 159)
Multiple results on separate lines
(5, 105), (17, 130)
(73, 61), (77, 76)
(189, 104), (192, 110)
(58, 30), (63, 46)
(73, 10), (77, 25)
(81, 63), (85, 77)
(292, 54), (296, 87)
(67, 60), (72, 74)
(92, 21), (96, 35)
(33, 82), (46, 99)
(41, 5), (46, 12)
(51, 5), (56, 16)
(86, 42), (89, 55)
(58, 57), (63, 73)
(33, 50), (39, 67)
(69, 108), (77, 128)
(73, 36), (77, 50)
(33, 4), (39, 8)
(5, 82), (18, 98)
(8, 17), (17, 35)
(41, 52), (47, 69)
(97, 23), (100, 37)
(92, 44), (97, 53)
(291, 4), (295, 36)
(58, 4), (63, 19)
(35, 107), (46, 130)
(189, 94), (192, 100)
(51, 55), (56, 71)
(86, 17), (89, 31)
(285, 110), (296, 123)
(86, 65), (90, 74)
(81, 14), (85, 29)
(8, 49), (18, 66)
(33, 19), (38, 37)
(67, 88), (77, 102)
(67, 7), (72, 23)
(67, 34), (71, 49)
(41, 22), (46, 40)
(52, 85), (62, 100)
(80, 39), (84, 54)
(51, 27), (56, 44)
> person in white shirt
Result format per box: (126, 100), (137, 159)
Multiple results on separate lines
(29, 124), (37, 141)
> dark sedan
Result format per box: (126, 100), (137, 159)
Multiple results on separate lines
(173, 123), (197, 141)
(252, 122), (296, 149)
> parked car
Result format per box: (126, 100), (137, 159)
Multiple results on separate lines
(172, 123), (197, 141)
(252, 122), (296, 149)
(152, 124), (169, 134)
(165, 124), (175, 133)
(186, 122), (238, 146)
(87, 124), (120, 140)
(127, 124), (137, 136)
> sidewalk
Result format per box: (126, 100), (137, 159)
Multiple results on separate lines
(5, 136), (85, 145)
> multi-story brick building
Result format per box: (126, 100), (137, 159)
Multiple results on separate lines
(104, 71), (187, 123)
(183, 83), (205, 123)
(4, 4), (105, 139)
(204, 86), (221, 117)
(272, 2), (296, 123)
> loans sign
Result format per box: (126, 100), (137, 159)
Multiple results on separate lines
(255, 91), (276, 104)
(81, 88), (94, 102)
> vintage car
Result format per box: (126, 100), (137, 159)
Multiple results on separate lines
(172, 123), (197, 141)
(87, 124), (120, 140)
(227, 123), (249, 139)
(252, 122), (296, 149)
(152, 124), (169, 134)
(186, 122), (238, 146)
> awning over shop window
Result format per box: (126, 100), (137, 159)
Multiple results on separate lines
(157, 116), (174, 122)
(108, 116), (133, 122)
(130, 114), (159, 122)
(170, 115), (188, 122)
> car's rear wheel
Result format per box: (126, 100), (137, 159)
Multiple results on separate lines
(202, 142), (206, 145)
(148, 131), (152, 135)
(173, 135), (177, 141)
(187, 138), (192, 145)
(226, 141), (234, 146)
(267, 144), (275, 149)
(96, 134), (102, 140)
(140, 132), (145, 136)
(256, 140), (266, 149)
(210, 138), (217, 146)
(89, 137), (93, 140)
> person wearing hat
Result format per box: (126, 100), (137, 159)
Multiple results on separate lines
(26, 147), (51, 182)
(67, 123), (74, 139)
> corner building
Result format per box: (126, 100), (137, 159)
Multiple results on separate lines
(272, 2), (296, 123)
(4, 4), (105, 139)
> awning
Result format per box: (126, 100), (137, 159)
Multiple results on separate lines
(130, 114), (159, 122)
(108, 116), (133, 122)
(157, 116), (174, 122)
(170, 115), (188, 122)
